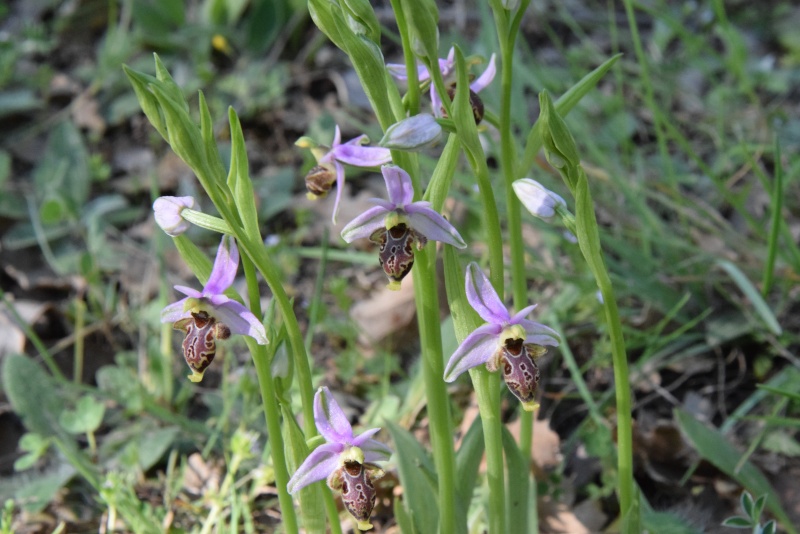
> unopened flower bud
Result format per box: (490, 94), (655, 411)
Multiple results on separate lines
(512, 179), (567, 221)
(380, 114), (442, 150)
(305, 165), (336, 199)
(153, 196), (196, 236)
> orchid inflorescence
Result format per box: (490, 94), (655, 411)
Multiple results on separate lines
(145, 10), (573, 530)
(341, 164), (466, 290)
(444, 263), (560, 411)
(287, 387), (392, 531)
(159, 234), (267, 382)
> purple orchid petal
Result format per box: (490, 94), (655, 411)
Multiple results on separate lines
(286, 442), (343, 494)
(353, 428), (393, 461)
(525, 333), (560, 347)
(509, 304), (538, 325)
(161, 298), (190, 323)
(351, 427), (379, 446)
(332, 125), (342, 148)
(362, 440), (393, 462)
(386, 62), (409, 80)
(174, 285), (203, 299)
(470, 53), (497, 94)
(465, 262), (510, 324)
(315, 387), (354, 444)
(331, 161), (346, 224)
(517, 318), (561, 345)
(444, 323), (503, 382)
(388, 62), (431, 82)
(342, 134), (368, 147)
(213, 300), (268, 345)
(382, 165), (415, 207)
(440, 47), (456, 76)
(369, 198), (396, 211)
(405, 203), (466, 248)
(341, 205), (390, 243)
(431, 85), (444, 118)
(203, 236), (238, 296)
(333, 144), (392, 168)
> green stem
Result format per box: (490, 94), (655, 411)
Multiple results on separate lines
(73, 296), (85, 384)
(574, 170), (635, 528)
(241, 256), (299, 534)
(412, 248), (457, 534)
(493, 0), (536, 509)
(389, 0), (420, 115)
(762, 133), (782, 295)
(470, 367), (505, 534)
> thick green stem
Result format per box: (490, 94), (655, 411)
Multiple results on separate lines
(573, 171), (635, 528)
(493, 0), (536, 504)
(240, 256), (299, 534)
(412, 248), (457, 534)
(470, 368), (505, 534)
(596, 266), (634, 521)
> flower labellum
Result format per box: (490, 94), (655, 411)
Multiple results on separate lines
(161, 235), (267, 382)
(287, 387), (392, 531)
(153, 196), (196, 236)
(512, 179), (567, 221)
(341, 165), (466, 290)
(444, 263), (560, 410)
(297, 126), (392, 223)
(173, 310), (231, 381)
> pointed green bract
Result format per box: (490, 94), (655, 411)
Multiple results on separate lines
(122, 65), (167, 139)
(399, 0), (439, 67)
(149, 83), (207, 178)
(341, 0), (381, 43)
(227, 107), (260, 239)
(539, 91), (580, 184)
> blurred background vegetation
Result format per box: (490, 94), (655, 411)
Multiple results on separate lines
(0, 0), (799, 532)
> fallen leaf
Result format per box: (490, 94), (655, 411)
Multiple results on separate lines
(350, 276), (416, 344)
(0, 299), (50, 357)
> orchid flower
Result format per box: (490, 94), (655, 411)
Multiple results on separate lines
(297, 125), (392, 223)
(287, 387), (392, 531)
(512, 179), (567, 221)
(161, 235), (267, 382)
(387, 47), (497, 122)
(341, 165), (467, 290)
(153, 196), (196, 236)
(444, 263), (560, 410)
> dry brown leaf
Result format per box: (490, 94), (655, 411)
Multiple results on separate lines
(182, 453), (221, 495)
(540, 500), (592, 534)
(0, 299), (50, 357)
(507, 413), (563, 477)
(71, 91), (105, 135)
(350, 276), (416, 344)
